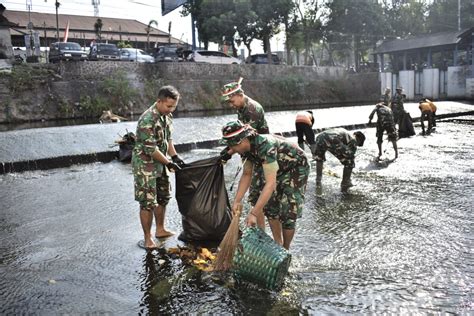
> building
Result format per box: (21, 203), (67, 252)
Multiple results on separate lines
(374, 27), (474, 100)
(2, 8), (189, 52)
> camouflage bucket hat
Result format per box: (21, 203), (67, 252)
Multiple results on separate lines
(221, 77), (243, 102)
(220, 120), (250, 146)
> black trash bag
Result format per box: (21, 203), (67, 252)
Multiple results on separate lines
(399, 111), (416, 138)
(117, 132), (136, 163)
(175, 156), (232, 242)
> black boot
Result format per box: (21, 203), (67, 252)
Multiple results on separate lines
(316, 161), (323, 186)
(298, 142), (304, 150)
(341, 166), (353, 192)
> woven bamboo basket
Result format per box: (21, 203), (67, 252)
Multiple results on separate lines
(232, 227), (291, 290)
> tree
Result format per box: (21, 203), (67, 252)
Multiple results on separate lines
(251, 0), (293, 64)
(94, 18), (102, 42)
(383, 0), (428, 38)
(145, 19), (158, 51)
(425, 0), (474, 33)
(323, 0), (385, 70)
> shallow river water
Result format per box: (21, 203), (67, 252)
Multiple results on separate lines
(1, 119), (473, 314)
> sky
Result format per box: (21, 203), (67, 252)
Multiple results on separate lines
(1, 0), (279, 55)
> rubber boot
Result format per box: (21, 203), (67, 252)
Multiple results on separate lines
(340, 166), (353, 192)
(298, 142), (304, 150)
(316, 161), (323, 186)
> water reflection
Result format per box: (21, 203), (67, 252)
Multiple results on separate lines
(0, 120), (473, 314)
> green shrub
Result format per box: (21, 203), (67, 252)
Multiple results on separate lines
(271, 75), (307, 100)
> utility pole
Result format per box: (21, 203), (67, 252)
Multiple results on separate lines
(55, 1), (60, 40)
(457, 0), (461, 31)
(92, 0), (100, 17)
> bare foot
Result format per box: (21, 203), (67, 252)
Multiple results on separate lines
(155, 230), (175, 239)
(140, 239), (159, 250)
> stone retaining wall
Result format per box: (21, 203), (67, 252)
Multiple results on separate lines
(0, 62), (380, 123)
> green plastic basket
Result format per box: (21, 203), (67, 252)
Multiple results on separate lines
(232, 227), (291, 290)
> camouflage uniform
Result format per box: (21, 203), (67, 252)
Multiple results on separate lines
(237, 96), (270, 134)
(237, 95), (270, 206)
(369, 104), (398, 143)
(314, 128), (358, 168)
(132, 103), (172, 211)
(391, 92), (405, 125)
(379, 93), (391, 106)
(243, 134), (309, 230)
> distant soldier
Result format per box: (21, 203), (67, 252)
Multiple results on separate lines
(220, 120), (309, 250)
(313, 128), (366, 192)
(418, 98), (437, 135)
(391, 87), (405, 126)
(368, 102), (398, 159)
(295, 110), (316, 152)
(220, 78), (269, 230)
(380, 87), (391, 107)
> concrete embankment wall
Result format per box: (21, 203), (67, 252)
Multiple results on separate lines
(0, 62), (380, 123)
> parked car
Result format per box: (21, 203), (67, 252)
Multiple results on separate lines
(89, 43), (120, 61)
(154, 46), (182, 62)
(246, 53), (282, 65)
(119, 48), (154, 63)
(49, 42), (88, 63)
(186, 50), (242, 64)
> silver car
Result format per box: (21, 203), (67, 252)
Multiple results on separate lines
(187, 50), (242, 64)
(119, 48), (154, 63)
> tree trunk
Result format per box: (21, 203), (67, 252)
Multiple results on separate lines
(264, 35), (272, 65)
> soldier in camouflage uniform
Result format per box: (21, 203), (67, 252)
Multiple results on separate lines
(391, 87), (405, 127)
(369, 102), (398, 159)
(220, 120), (309, 250)
(220, 79), (270, 230)
(314, 128), (366, 192)
(379, 87), (391, 106)
(132, 85), (185, 250)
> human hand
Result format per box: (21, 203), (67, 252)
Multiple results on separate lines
(219, 147), (232, 164)
(166, 161), (181, 172)
(171, 155), (185, 167)
(231, 202), (242, 217)
(245, 212), (258, 227)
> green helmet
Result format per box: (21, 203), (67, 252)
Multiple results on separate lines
(221, 81), (243, 102)
(220, 120), (251, 146)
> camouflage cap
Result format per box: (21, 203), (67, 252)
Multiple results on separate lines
(220, 120), (251, 146)
(221, 78), (243, 102)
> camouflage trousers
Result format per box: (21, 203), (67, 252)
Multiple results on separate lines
(134, 171), (171, 212)
(376, 122), (398, 143)
(263, 161), (310, 230)
(314, 137), (355, 168)
(248, 164), (264, 206)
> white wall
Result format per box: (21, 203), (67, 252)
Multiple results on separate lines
(466, 78), (474, 99)
(422, 68), (439, 99)
(379, 72), (392, 95)
(447, 66), (467, 98)
(399, 70), (415, 100)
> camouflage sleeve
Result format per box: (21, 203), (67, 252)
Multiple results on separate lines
(136, 117), (160, 156)
(346, 139), (357, 157)
(247, 103), (265, 129)
(369, 108), (377, 120)
(259, 139), (277, 165)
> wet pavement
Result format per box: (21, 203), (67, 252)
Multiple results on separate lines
(0, 101), (472, 173)
(1, 115), (473, 314)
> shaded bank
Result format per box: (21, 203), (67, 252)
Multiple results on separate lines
(0, 62), (379, 124)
